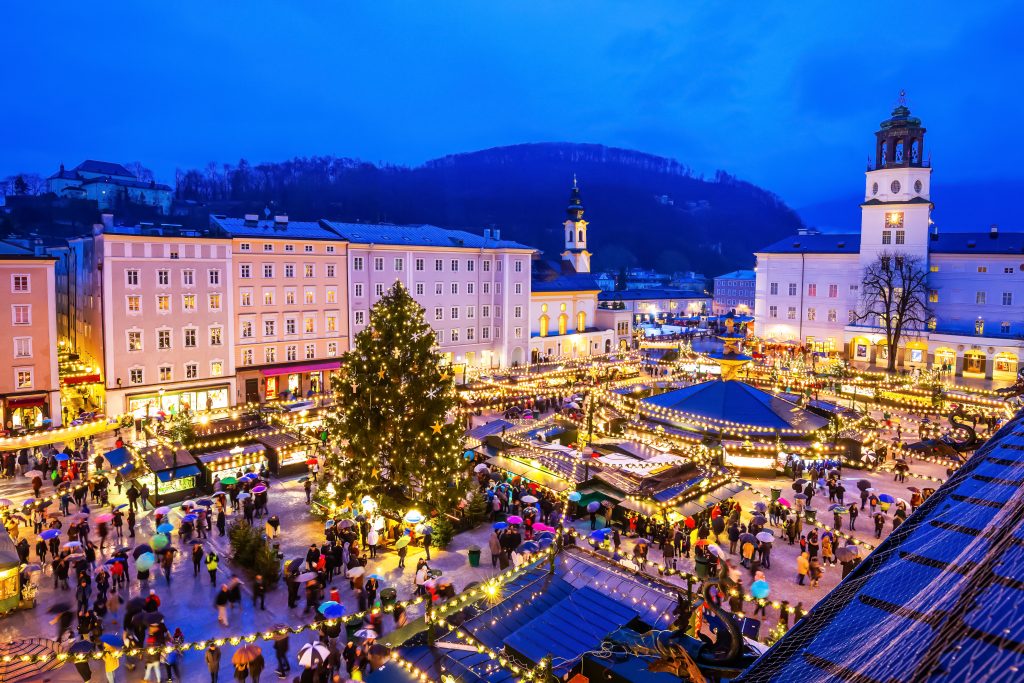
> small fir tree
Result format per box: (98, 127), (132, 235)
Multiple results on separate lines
(323, 282), (465, 511)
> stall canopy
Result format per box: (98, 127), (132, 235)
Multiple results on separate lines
(485, 454), (574, 492)
(143, 443), (197, 476)
(197, 443), (265, 465)
(156, 465), (201, 482)
(103, 447), (135, 476)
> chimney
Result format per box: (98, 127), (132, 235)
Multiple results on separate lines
(244, 213), (259, 224)
(274, 214), (289, 225)
(931, 223), (939, 241)
(483, 228), (491, 239)
(34, 239), (46, 257)
(990, 224), (999, 239)
(101, 213), (114, 230)
(493, 228), (501, 240)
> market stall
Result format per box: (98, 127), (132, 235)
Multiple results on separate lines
(142, 444), (202, 505)
(196, 443), (267, 485)
(247, 427), (310, 476)
(0, 532), (21, 614)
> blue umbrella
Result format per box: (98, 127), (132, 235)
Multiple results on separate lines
(317, 600), (343, 616)
(534, 531), (555, 541)
(878, 493), (896, 504)
(241, 473), (258, 481)
(197, 499), (213, 507)
(492, 522), (508, 531)
(100, 634), (123, 648)
(751, 580), (770, 599)
(537, 536), (553, 549)
(586, 501), (600, 513)
(55, 452), (70, 462)
(181, 514), (198, 523)
(156, 523), (174, 534)
(589, 529), (611, 541)
(40, 529), (60, 540)
(321, 603), (345, 619)
(568, 492), (582, 502)
(517, 541), (540, 554)
(114, 504), (129, 511)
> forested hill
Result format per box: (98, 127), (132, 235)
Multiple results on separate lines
(174, 142), (804, 273)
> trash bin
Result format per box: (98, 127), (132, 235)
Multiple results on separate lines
(770, 488), (782, 502)
(467, 545), (482, 567)
(694, 555), (709, 579)
(804, 509), (817, 523)
(380, 587), (397, 608)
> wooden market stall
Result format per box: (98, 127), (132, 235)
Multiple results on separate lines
(247, 427), (311, 476)
(195, 443), (268, 486)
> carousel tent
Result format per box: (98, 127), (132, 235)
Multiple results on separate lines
(642, 380), (828, 433)
(737, 410), (1024, 682)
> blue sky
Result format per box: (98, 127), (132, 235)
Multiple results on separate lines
(3, 1), (1021, 208)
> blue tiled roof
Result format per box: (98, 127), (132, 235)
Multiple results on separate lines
(715, 270), (756, 280)
(324, 221), (534, 250)
(531, 259), (600, 292)
(929, 231), (1024, 255)
(737, 410), (1024, 683)
(757, 233), (860, 254)
(598, 289), (709, 301)
(211, 216), (339, 240)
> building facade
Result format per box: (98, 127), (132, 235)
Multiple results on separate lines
(598, 289), (711, 324)
(48, 160), (173, 214)
(754, 98), (1024, 380)
(1, 241), (61, 430)
(712, 269), (755, 315)
(211, 215), (349, 404)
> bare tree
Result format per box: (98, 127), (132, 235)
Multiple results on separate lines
(124, 161), (154, 182)
(853, 251), (930, 372)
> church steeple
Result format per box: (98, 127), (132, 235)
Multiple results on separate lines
(873, 90), (927, 170)
(561, 176), (591, 273)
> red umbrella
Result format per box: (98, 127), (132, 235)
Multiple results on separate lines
(684, 517), (695, 529)
(306, 458), (319, 465)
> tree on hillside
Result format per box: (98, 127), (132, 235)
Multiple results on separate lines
(322, 282), (465, 512)
(852, 251), (930, 373)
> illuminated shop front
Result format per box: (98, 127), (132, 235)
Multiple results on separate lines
(196, 443), (267, 484)
(142, 444), (202, 505)
(127, 384), (230, 418)
(261, 361), (340, 400)
(248, 428), (310, 475)
(2, 394), (51, 431)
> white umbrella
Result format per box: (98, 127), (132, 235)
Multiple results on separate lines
(354, 628), (377, 640)
(707, 544), (724, 558)
(565, 402), (580, 410)
(346, 566), (365, 578)
(474, 464), (489, 473)
(297, 642), (330, 668)
(521, 495), (538, 504)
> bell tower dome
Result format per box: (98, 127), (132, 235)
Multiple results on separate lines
(561, 176), (592, 273)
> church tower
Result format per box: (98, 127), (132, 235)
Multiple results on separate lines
(859, 92), (933, 265)
(561, 176), (592, 273)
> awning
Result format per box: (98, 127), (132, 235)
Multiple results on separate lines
(485, 455), (571, 492)
(155, 465), (201, 482)
(261, 361), (340, 377)
(61, 373), (101, 386)
(5, 396), (46, 409)
(104, 447), (134, 475)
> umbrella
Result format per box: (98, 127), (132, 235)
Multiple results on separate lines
(492, 522), (507, 531)
(707, 544), (725, 558)
(828, 505), (848, 513)
(908, 486), (921, 493)
(62, 541), (82, 550)
(791, 482), (803, 492)
(878, 493), (896, 504)
(751, 580), (770, 599)
(394, 536), (410, 549)
(181, 514), (198, 523)
(751, 514), (766, 525)
(55, 452), (70, 462)
(298, 642), (330, 668)
(151, 534), (170, 550)
(25, 470), (43, 479)
(220, 477), (238, 486)
(506, 515), (523, 525)
(474, 464), (489, 473)
(794, 493), (808, 501)
(517, 541), (540, 553)
(317, 600), (341, 615)
(0, 498), (11, 507)
(857, 479), (871, 491)
(100, 634), (123, 648)
(753, 501), (767, 513)
(286, 559), (304, 574)
(588, 529), (611, 541)
(321, 603), (345, 619)
(416, 524), (433, 535)
(230, 643), (262, 666)
(156, 523), (174, 534)
(125, 597), (146, 613)
(535, 531), (555, 541)
(113, 503), (129, 511)
(21, 498), (36, 507)
(135, 553), (156, 570)
(237, 492), (252, 501)
(154, 506), (170, 516)
(568, 492), (582, 502)
(756, 531), (775, 543)
(144, 612), (165, 625)
(367, 574), (385, 581)
(40, 529), (60, 540)
(521, 495), (538, 504)
(489, 472), (503, 482)
(346, 566), (365, 578)
(795, 478), (808, 486)
(896, 498), (909, 507)
(197, 498), (214, 507)
(22, 563), (42, 574)
(338, 519), (354, 529)
(403, 510), (424, 524)
(538, 536), (554, 549)
(252, 485), (268, 494)
(95, 513), (114, 523)
(586, 502), (600, 513)
(240, 473), (258, 481)
(738, 533), (755, 545)
(635, 538), (651, 546)
(69, 513), (89, 522)
(354, 628), (378, 640)
(133, 545), (153, 559)
(295, 572), (317, 582)
(65, 553), (86, 563)
(836, 546), (860, 563)
(67, 640), (94, 655)
(777, 498), (791, 508)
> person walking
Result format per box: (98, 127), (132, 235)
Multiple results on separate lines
(273, 632), (290, 678)
(252, 575), (266, 610)
(215, 585), (230, 626)
(248, 651), (264, 683)
(206, 552), (219, 585)
(366, 528), (379, 559)
(422, 526), (433, 561)
(849, 504), (859, 531)
(192, 544), (204, 577)
(206, 644), (222, 683)
(796, 552), (809, 586)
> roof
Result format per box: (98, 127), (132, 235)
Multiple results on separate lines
(598, 289), (710, 301)
(74, 160), (135, 177)
(642, 380), (829, 432)
(929, 230), (1024, 255)
(756, 233), (860, 255)
(715, 269), (756, 280)
(737, 410), (1024, 683)
(860, 196), (933, 206)
(531, 259), (601, 292)
(211, 216), (339, 240)
(323, 220), (534, 250)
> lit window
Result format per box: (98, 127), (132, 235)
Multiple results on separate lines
(326, 288), (337, 304)
(327, 342), (337, 357)
(241, 321), (253, 338)
(211, 361), (223, 377)
(159, 366), (172, 382)
(185, 363), (198, 379)
(241, 349), (253, 366)
(265, 347), (276, 363)
(157, 295), (170, 312)
(304, 264), (315, 278)
(305, 344), (316, 360)
(263, 289), (275, 305)
(304, 317), (315, 333)
(183, 294), (196, 311)
(130, 368), (144, 384)
(305, 289), (315, 304)
(208, 293), (221, 311)
(127, 331), (142, 351)
(127, 295), (141, 313)
(326, 315), (337, 332)
(265, 319), (276, 337)
(158, 330), (171, 349)
(210, 327), (222, 346)
(286, 345), (297, 361)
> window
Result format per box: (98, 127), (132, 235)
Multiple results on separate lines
(467, 306), (475, 319)
(435, 259), (443, 272)
(158, 329), (171, 349)
(14, 336), (31, 358)
(787, 307), (796, 320)
(304, 264), (314, 278)
(466, 328), (475, 340)
(127, 295), (141, 313)
(326, 264), (335, 278)
(211, 360), (223, 377)
(827, 309), (837, 322)
(929, 290), (939, 303)
(264, 319), (276, 337)
(849, 310), (857, 322)
(514, 260), (523, 273)
(350, 311), (364, 327)
(353, 283), (363, 297)
(483, 283), (490, 295)
(185, 363), (198, 379)
(394, 258), (404, 271)
(482, 305), (490, 318)
(265, 347), (276, 363)
(353, 257), (364, 271)
(305, 344), (316, 360)
(435, 283), (443, 295)
(1003, 292), (1013, 306)
(434, 307), (443, 321)
(285, 288), (296, 305)
(284, 264), (295, 278)
(158, 270), (169, 286)
(374, 284), (384, 297)
(126, 270), (139, 287)
(930, 265), (939, 273)
(850, 284), (859, 292)
(183, 294), (196, 311)
(514, 306), (523, 318)
(1001, 322), (1011, 334)
(415, 283), (424, 295)
(261, 264), (272, 279)
(415, 258), (424, 271)
(12, 274), (29, 292)
(326, 315), (337, 332)
(514, 327), (522, 339)
(807, 308), (816, 321)
(241, 349), (253, 366)
(263, 289), (275, 305)
(209, 269), (220, 285)
(451, 283), (459, 295)
(495, 284), (501, 294)
(286, 345), (297, 361)
(514, 283), (523, 295)
(1005, 267), (1015, 274)
(130, 368), (144, 385)
(285, 244), (295, 253)
(208, 293), (222, 311)
(241, 321), (253, 338)
(263, 243), (273, 252)
(286, 317), (296, 335)
(882, 230), (892, 245)
(210, 327), (222, 346)
(184, 328), (197, 347)
(482, 327), (490, 340)
(467, 283), (474, 295)
(451, 307), (460, 320)
(976, 291), (987, 305)
(828, 284), (838, 298)
(483, 261), (491, 272)
(467, 260), (475, 272)
(895, 230), (905, 245)
(327, 342), (338, 357)
(769, 282), (778, 296)
(182, 270), (195, 286)
(240, 243), (251, 252)
(305, 245), (314, 253)
(240, 264), (251, 279)
(374, 257), (384, 271)
(127, 331), (142, 351)
(451, 329), (460, 342)
(326, 288), (337, 304)
(157, 295), (170, 312)
(788, 283), (797, 296)
(451, 259), (459, 272)
(495, 306), (501, 318)
(807, 284), (816, 297)
(304, 317), (315, 334)
(978, 266), (988, 273)
(305, 289), (316, 304)
(975, 319), (985, 335)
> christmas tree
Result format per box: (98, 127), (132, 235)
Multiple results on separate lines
(323, 282), (466, 512)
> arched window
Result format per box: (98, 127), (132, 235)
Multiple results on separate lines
(567, 229), (573, 243)
(577, 311), (586, 332)
(578, 230), (584, 243)
(895, 140), (904, 163)
(558, 314), (568, 335)
(880, 142), (888, 167)
(539, 314), (549, 338)
(911, 139), (920, 164)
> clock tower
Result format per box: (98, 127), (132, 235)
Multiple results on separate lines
(561, 176), (592, 273)
(859, 92), (933, 265)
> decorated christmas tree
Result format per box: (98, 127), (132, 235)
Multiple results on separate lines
(323, 282), (466, 512)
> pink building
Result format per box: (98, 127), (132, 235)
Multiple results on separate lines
(210, 215), (349, 404)
(0, 240), (61, 431)
(323, 222), (534, 371)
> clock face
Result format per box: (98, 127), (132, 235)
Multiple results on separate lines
(872, 182), (879, 196)
(914, 179), (923, 194)
(891, 180), (901, 194)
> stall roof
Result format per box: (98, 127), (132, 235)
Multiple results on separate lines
(485, 453), (575, 492)
(103, 447), (134, 475)
(246, 428), (301, 450)
(155, 465), (201, 482)
(143, 444), (196, 472)
(196, 443), (265, 464)
(467, 420), (514, 441)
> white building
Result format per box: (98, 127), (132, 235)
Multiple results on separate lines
(754, 98), (1024, 381)
(48, 160), (173, 214)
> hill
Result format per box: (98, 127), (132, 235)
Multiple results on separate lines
(174, 143), (804, 274)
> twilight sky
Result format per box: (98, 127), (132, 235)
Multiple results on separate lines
(3, 1), (1021, 209)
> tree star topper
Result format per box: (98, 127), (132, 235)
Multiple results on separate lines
(431, 421), (444, 434)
